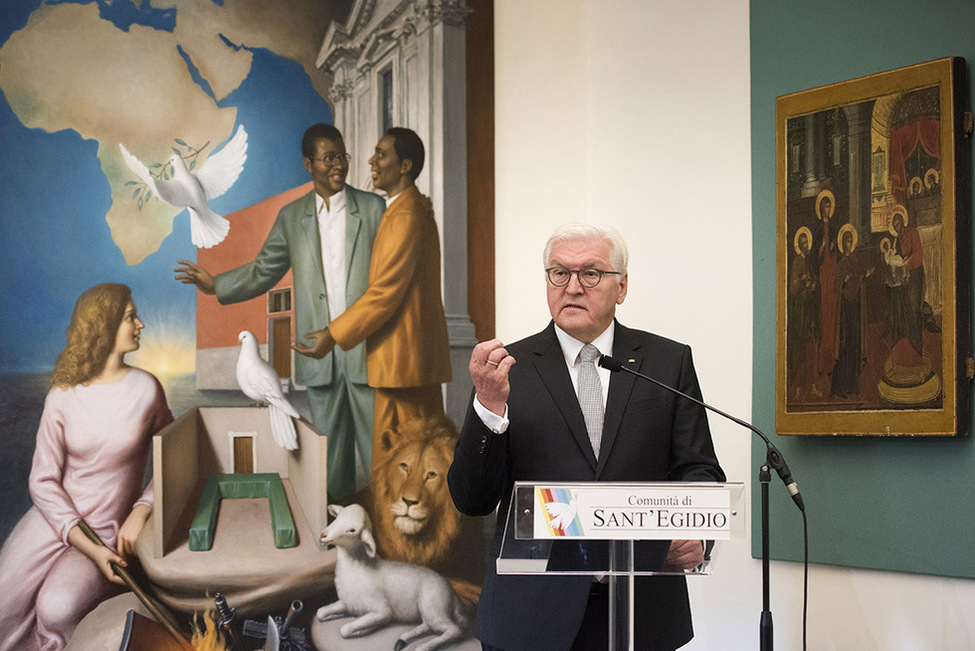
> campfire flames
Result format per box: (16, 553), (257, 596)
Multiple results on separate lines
(189, 609), (229, 651)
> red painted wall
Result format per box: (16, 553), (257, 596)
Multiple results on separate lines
(196, 183), (313, 348)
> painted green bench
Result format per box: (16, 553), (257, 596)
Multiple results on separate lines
(188, 473), (297, 551)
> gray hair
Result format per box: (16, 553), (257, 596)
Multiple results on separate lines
(543, 223), (628, 275)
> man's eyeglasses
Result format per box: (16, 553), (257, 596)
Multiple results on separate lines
(311, 152), (352, 166)
(545, 267), (621, 288)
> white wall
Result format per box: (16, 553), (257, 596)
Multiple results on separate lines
(493, 1), (975, 649)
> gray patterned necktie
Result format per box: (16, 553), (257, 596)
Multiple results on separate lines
(577, 343), (604, 457)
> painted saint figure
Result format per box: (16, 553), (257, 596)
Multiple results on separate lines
(788, 226), (820, 401)
(816, 190), (838, 395)
(886, 209), (925, 356)
(878, 206), (941, 404)
(830, 225), (874, 398)
(0, 284), (173, 650)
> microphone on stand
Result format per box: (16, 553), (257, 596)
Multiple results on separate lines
(598, 354), (804, 512)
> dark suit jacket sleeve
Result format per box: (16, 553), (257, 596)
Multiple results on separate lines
(214, 209), (292, 305)
(448, 397), (511, 517)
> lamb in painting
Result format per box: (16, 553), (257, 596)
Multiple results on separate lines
(316, 503), (469, 651)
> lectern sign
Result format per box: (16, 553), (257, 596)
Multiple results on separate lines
(533, 483), (733, 541)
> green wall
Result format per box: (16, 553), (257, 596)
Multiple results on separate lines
(751, 0), (975, 577)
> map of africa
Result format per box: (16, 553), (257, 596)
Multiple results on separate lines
(0, 0), (337, 264)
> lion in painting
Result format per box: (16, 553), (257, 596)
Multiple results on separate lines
(364, 415), (486, 595)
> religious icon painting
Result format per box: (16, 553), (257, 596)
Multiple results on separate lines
(775, 57), (972, 436)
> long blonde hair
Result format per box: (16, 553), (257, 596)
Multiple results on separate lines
(50, 283), (132, 388)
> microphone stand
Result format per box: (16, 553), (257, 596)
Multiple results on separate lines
(760, 462), (773, 651)
(598, 355), (803, 651)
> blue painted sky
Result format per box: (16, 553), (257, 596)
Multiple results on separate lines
(0, 0), (333, 373)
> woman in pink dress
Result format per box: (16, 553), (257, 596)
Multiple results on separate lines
(0, 283), (173, 650)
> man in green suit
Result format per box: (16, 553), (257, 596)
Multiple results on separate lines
(175, 123), (385, 500)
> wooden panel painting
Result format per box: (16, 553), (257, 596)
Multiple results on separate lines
(775, 57), (972, 436)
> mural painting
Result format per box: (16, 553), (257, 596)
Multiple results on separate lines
(0, 1), (487, 649)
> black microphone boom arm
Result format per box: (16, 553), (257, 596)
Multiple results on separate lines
(598, 354), (804, 511)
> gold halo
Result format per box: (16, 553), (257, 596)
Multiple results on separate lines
(888, 205), (909, 235)
(837, 223), (858, 253)
(924, 168), (940, 188)
(880, 237), (891, 255)
(815, 189), (835, 220)
(794, 226), (813, 255)
(908, 177), (923, 197)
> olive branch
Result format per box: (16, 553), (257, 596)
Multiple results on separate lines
(124, 138), (211, 210)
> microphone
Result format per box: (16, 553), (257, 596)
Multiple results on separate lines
(599, 354), (804, 511)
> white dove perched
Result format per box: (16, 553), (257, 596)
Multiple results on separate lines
(236, 330), (299, 451)
(119, 124), (248, 248)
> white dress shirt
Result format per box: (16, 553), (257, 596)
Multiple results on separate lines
(316, 189), (347, 319)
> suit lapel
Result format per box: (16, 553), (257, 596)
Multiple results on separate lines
(298, 192), (327, 291)
(530, 324), (599, 470)
(344, 187), (364, 278)
(598, 321), (645, 474)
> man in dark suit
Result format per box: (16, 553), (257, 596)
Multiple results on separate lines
(448, 223), (725, 651)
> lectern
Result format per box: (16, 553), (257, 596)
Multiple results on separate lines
(497, 481), (745, 651)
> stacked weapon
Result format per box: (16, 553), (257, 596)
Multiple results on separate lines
(243, 600), (312, 651)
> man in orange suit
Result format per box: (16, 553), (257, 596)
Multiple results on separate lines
(312, 128), (451, 470)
